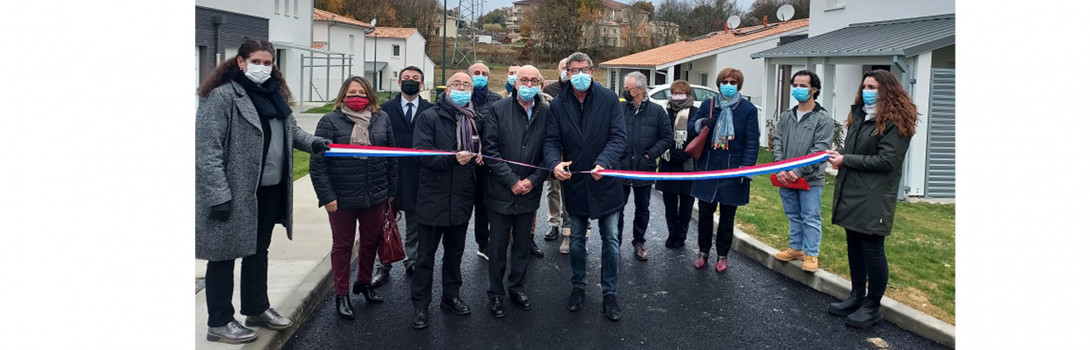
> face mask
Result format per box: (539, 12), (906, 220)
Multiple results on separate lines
(862, 89), (878, 106)
(344, 95), (369, 112)
(472, 75), (488, 89)
(400, 80), (421, 95)
(507, 75), (517, 86)
(560, 71), (569, 82)
(518, 86), (541, 101)
(571, 73), (592, 92)
(622, 90), (634, 101)
(719, 83), (738, 98)
(671, 94), (688, 101)
(791, 87), (811, 103)
(449, 90), (472, 107)
(244, 63), (272, 84)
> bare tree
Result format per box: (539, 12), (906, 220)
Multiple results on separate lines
(742, 0), (810, 27)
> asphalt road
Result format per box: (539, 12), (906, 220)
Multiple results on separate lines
(283, 190), (947, 350)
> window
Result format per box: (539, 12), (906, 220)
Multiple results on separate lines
(274, 0), (280, 14)
(293, 0), (299, 18)
(349, 35), (355, 53)
(393, 45), (401, 57)
(825, 0), (846, 11)
(650, 89), (668, 100)
(692, 86), (717, 102)
(284, 0), (290, 16)
(699, 73), (708, 87)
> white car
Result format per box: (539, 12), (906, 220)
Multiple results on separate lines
(643, 84), (763, 124)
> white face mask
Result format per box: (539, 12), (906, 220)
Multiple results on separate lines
(244, 63), (272, 84)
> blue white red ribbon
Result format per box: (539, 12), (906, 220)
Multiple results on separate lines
(324, 144), (829, 181)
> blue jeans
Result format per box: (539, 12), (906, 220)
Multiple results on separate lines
(779, 185), (823, 256)
(569, 211), (620, 295)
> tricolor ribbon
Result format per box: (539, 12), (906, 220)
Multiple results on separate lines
(324, 144), (829, 181)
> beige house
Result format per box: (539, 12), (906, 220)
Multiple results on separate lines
(433, 14), (458, 38)
(511, 0), (656, 48)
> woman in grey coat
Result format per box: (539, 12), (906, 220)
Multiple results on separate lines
(195, 39), (328, 344)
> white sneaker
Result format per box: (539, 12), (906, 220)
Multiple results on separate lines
(477, 247), (489, 260)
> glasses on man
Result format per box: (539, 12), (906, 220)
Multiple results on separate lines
(518, 78), (542, 86)
(447, 82), (472, 89)
(567, 67), (593, 75)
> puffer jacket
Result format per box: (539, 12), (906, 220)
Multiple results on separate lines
(771, 103), (835, 187)
(618, 99), (672, 187)
(309, 108), (398, 209)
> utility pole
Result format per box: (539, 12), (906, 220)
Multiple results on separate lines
(442, 0), (448, 84)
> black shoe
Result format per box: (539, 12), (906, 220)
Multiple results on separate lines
(531, 241), (544, 258)
(355, 283), (383, 303)
(602, 294), (622, 321)
(335, 295), (355, 319)
(488, 296), (506, 318)
(828, 293), (865, 317)
(371, 266), (391, 287)
(508, 290), (532, 311)
(404, 262), (415, 277)
(567, 287), (585, 312)
(441, 297), (471, 315)
(544, 227), (560, 241)
(411, 309), (429, 329)
(845, 299), (883, 328)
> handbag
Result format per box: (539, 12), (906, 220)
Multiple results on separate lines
(685, 104), (715, 159)
(770, 174), (811, 190)
(378, 203), (406, 265)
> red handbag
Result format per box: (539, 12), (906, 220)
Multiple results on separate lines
(378, 203), (406, 265)
(770, 174), (811, 190)
(685, 104), (716, 159)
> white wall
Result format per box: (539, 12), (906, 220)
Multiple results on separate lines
(808, 0), (955, 36)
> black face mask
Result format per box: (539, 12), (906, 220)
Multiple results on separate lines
(400, 80), (421, 95)
(622, 90), (634, 101)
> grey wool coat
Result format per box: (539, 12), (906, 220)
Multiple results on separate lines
(196, 81), (320, 261)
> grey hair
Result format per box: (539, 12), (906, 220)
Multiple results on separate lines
(565, 52), (593, 70)
(624, 71), (648, 93)
(468, 61), (490, 74)
(515, 65), (542, 82)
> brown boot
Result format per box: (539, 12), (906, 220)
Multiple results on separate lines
(802, 255), (819, 272)
(774, 247), (805, 262)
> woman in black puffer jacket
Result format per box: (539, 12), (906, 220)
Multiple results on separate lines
(309, 76), (397, 320)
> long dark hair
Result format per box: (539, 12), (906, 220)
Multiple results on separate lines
(846, 70), (917, 137)
(196, 38), (294, 105)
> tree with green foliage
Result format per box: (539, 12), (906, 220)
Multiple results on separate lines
(632, 0), (654, 19)
(478, 8), (508, 28)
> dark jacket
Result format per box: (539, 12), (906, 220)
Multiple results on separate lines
(832, 105), (913, 236)
(482, 94), (551, 215)
(771, 103), (835, 187)
(381, 95), (432, 211)
(413, 93), (479, 227)
(656, 105), (699, 195)
(473, 88), (504, 191)
(544, 81), (627, 219)
(309, 109), (398, 209)
(687, 97), (760, 206)
(542, 80), (567, 99)
(618, 99), (672, 187)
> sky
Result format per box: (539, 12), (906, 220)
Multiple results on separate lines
(479, 0), (759, 15)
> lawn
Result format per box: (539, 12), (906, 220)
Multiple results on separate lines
(293, 150), (310, 181)
(734, 148), (956, 324)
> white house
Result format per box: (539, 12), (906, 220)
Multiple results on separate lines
(365, 27), (437, 94)
(752, 0), (956, 198)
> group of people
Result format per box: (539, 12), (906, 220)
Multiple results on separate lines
(195, 38), (918, 344)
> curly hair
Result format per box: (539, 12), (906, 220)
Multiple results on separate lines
(196, 38), (294, 105)
(846, 70), (917, 137)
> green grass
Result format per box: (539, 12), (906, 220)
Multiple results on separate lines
(293, 150), (310, 181)
(735, 148), (956, 325)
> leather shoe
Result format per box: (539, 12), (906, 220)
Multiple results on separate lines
(371, 265), (391, 287)
(634, 244), (649, 261)
(694, 252), (708, 269)
(404, 261), (415, 277)
(567, 287), (585, 312)
(828, 292), (865, 317)
(488, 296), (505, 318)
(602, 294), (622, 321)
(441, 297), (471, 315)
(845, 299), (883, 328)
(207, 320), (257, 344)
(531, 241), (544, 258)
(244, 308), (292, 330)
(411, 309), (429, 329)
(353, 282), (384, 303)
(544, 226), (559, 240)
(335, 295), (354, 319)
(508, 290), (532, 310)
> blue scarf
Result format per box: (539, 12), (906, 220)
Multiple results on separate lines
(712, 93), (741, 150)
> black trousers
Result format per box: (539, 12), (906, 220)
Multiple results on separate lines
(617, 185), (653, 246)
(205, 184), (282, 327)
(697, 200), (736, 256)
(411, 223), (469, 310)
(472, 169), (490, 249)
(846, 229), (888, 303)
(662, 192), (695, 244)
(487, 211), (534, 298)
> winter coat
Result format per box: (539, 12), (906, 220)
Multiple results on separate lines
(832, 105), (913, 236)
(473, 88), (504, 195)
(618, 99), (672, 187)
(481, 94), (551, 215)
(381, 95), (432, 211)
(771, 103), (835, 187)
(542, 81), (567, 100)
(655, 105), (699, 195)
(413, 93), (479, 227)
(309, 109), (398, 209)
(687, 97), (760, 206)
(543, 81), (627, 219)
(195, 81), (320, 261)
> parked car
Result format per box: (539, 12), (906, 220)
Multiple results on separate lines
(646, 84), (718, 110)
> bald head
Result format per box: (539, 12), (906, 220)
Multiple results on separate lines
(447, 72), (472, 91)
(468, 62), (490, 77)
(516, 65), (542, 82)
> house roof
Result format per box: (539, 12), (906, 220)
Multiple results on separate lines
(600, 19), (809, 68)
(313, 8), (373, 29)
(751, 14), (954, 59)
(367, 27), (419, 39)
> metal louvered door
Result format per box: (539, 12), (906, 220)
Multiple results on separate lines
(925, 68), (955, 198)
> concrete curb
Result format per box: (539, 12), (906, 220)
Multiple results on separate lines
(694, 206), (956, 348)
(241, 253), (334, 350)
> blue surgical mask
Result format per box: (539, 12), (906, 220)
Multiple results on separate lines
(862, 89), (878, 106)
(518, 86), (541, 101)
(449, 90), (472, 107)
(719, 83), (738, 98)
(791, 87), (811, 102)
(560, 71), (569, 82)
(472, 75), (488, 89)
(507, 75), (516, 86)
(571, 73), (592, 92)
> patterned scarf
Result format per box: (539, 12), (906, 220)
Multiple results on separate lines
(713, 93), (741, 150)
(340, 107), (372, 146)
(446, 93), (480, 153)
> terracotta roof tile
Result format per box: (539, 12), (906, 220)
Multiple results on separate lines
(601, 19), (809, 68)
(313, 8), (373, 28)
(367, 27), (418, 39)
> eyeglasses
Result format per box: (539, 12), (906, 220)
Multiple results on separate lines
(567, 67), (593, 75)
(719, 80), (739, 86)
(624, 87), (641, 93)
(447, 82), (472, 89)
(518, 78), (542, 86)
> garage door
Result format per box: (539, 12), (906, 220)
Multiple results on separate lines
(925, 68), (955, 198)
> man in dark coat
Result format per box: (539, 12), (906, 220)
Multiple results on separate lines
(616, 71), (672, 261)
(373, 66), (432, 286)
(544, 52), (626, 322)
(409, 72), (480, 329)
(541, 57), (568, 99)
(467, 61), (503, 261)
(481, 65), (551, 318)
(541, 57), (573, 253)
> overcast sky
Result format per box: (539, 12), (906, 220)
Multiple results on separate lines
(479, 0), (759, 15)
